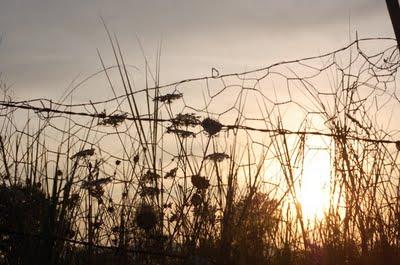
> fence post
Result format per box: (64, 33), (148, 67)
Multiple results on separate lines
(386, 0), (400, 48)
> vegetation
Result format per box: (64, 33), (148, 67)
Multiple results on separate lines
(0, 37), (400, 264)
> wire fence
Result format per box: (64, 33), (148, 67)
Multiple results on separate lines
(1, 36), (400, 264)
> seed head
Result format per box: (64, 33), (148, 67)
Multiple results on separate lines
(191, 175), (210, 190)
(135, 204), (158, 231)
(70, 148), (95, 159)
(154, 93), (183, 104)
(191, 193), (202, 206)
(201, 118), (222, 136)
(205, 152), (229, 162)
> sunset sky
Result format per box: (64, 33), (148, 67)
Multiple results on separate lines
(0, 0), (393, 99)
(1, 1), (400, 247)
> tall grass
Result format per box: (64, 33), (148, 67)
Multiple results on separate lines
(0, 37), (400, 265)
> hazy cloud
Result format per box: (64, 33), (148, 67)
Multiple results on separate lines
(0, 0), (393, 98)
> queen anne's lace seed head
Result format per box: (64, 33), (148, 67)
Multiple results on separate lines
(171, 113), (201, 127)
(98, 113), (127, 127)
(201, 118), (222, 136)
(166, 127), (196, 138)
(154, 93), (183, 104)
(205, 152), (229, 162)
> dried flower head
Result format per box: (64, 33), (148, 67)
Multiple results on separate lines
(154, 93), (183, 104)
(82, 177), (111, 201)
(70, 148), (95, 159)
(142, 170), (160, 182)
(191, 193), (202, 206)
(87, 185), (104, 200)
(164, 167), (178, 179)
(191, 175), (210, 190)
(205, 152), (229, 162)
(133, 154), (139, 163)
(166, 127), (196, 138)
(140, 186), (162, 197)
(201, 118), (222, 136)
(81, 177), (112, 189)
(135, 204), (158, 230)
(98, 113), (127, 127)
(171, 113), (201, 127)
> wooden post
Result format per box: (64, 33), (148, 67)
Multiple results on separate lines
(386, 0), (400, 47)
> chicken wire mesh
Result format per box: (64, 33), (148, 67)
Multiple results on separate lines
(1, 37), (400, 262)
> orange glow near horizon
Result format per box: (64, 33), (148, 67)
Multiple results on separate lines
(298, 137), (332, 220)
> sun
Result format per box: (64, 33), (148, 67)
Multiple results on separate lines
(298, 137), (332, 220)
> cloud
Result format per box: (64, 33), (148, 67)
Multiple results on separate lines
(0, 0), (386, 37)
(0, 0), (392, 98)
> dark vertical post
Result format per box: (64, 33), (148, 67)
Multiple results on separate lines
(386, 0), (400, 47)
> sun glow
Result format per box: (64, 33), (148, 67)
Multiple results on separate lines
(298, 137), (332, 220)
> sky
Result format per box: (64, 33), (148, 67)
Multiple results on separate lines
(1, 1), (398, 213)
(0, 0), (394, 100)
